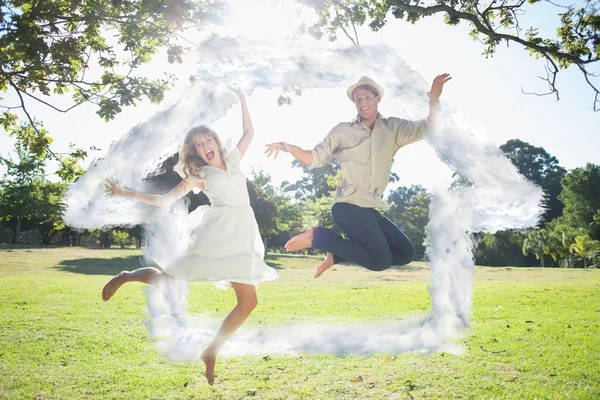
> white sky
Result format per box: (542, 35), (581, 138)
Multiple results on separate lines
(1, 0), (598, 194)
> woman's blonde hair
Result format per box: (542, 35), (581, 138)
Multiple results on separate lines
(178, 125), (226, 178)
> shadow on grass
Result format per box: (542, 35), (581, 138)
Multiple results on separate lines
(263, 254), (285, 269)
(56, 256), (142, 276)
(57, 253), (286, 276)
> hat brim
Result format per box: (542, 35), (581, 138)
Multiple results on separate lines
(346, 82), (384, 102)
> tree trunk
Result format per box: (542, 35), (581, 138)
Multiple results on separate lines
(14, 217), (22, 244)
(101, 231), (110, 248)
(567, 253), (573, 268)
(47, 231), (57, 245)
(540, 254), (545, 268)
(584, 257), (588, 268)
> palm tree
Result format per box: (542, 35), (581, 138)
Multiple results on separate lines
(569, 235), (600, 269)
(552, 224), (587, 268)
(523, 229), (556, 267)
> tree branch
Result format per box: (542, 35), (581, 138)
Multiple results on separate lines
(20, 90), (81, 113)
(7, 80), (66, 167)
(577, 63), (600, 111)
(334, 8), (361, 51)
(387, 0), (598, 110)
(388, 1), (597, 65)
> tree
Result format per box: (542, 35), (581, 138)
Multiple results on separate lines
(36, 181), (68, 244)
(299, 0), (600, 111)
(249, 170), (303, 249)
(558, 163), (600, 239)
(385, 184), (430, 260)
(1, 0), (222, 178)
(252, 170), (303, 246)
(247, 178), (278, 248)
(0, 141), (71, 244)
(500, 139), (566, 224)
(248, 171), (303, 247)
(475, 230), (531, 266)
(548, 221), (587, 267)
(522, 228), (556, 267)
(0, 142), (47, 242)
(569, 234), (600, 268)
(282, 159), (340, 201)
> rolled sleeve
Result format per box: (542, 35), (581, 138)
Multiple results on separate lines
(308, 126), (340, 170)
(394, 118), (431, 149)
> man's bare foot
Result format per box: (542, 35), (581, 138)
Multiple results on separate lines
(101, 271), (129, 301)
(285, 228), (314, 252)
(314, 252), (335, 278)
(201, 350), (217, 385)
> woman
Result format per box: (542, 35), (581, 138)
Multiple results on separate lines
(101, 86), (278, 385)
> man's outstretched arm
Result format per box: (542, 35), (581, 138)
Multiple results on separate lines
(264, 142), (313, 166)
(426, 73), (452, 125)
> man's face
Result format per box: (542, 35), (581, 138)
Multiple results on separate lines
(353, 87), (380, 121)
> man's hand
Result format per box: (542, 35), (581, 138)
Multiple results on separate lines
(264, 142), (290, 159)
(427, 73), (452, 102)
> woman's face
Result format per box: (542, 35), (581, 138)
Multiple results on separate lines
(193, 133), (221, 166)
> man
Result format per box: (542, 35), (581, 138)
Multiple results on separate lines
(265, 74), (451, 278)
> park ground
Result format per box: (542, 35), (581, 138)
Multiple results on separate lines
(0, 246), (599, 399)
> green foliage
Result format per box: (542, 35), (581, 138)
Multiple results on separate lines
(569, 234), (600, 268)
(546, 221), (587, 267)
(35, 181), (68, 245)
(299, 0), (600, 110)
(385, 184), (430, 260)
(301, 189), (340, 234)
(1, 0), (223, 177)
(247, 178), (278, 246)
(558, 163), (600, 239)
(0, 142), (68, 244)
(249, 170), (303, 249)
(111, 229), (132, 249)
(474, 230), (530, 267)
(281, 159), (340, 201)
(522, 228), (556, 267)
(500, 139), (566, 224)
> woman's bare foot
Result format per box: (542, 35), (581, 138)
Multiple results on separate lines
(285, 228), (314, 252)
(101, 271), (129, 301)
(201, 350), (217, 385)
(314, 252), (335, 278)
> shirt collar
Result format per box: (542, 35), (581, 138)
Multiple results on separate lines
(351, 113), (384, 127)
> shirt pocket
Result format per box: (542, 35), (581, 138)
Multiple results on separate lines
(340, 181), (357, 196)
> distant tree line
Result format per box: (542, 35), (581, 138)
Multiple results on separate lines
(1, 138), (598, 268)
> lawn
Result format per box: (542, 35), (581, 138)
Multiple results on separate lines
(0, 246), (599, 399)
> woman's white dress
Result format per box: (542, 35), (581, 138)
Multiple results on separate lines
(166, 147), (278, 289)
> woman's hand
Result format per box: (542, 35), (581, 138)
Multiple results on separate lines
(105, 179), (126, 197)
(228, 85), (245, 100)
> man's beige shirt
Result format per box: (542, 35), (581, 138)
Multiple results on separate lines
(309, 115), (430, 209)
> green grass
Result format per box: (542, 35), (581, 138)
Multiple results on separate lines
(1, 245), (599, 399)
